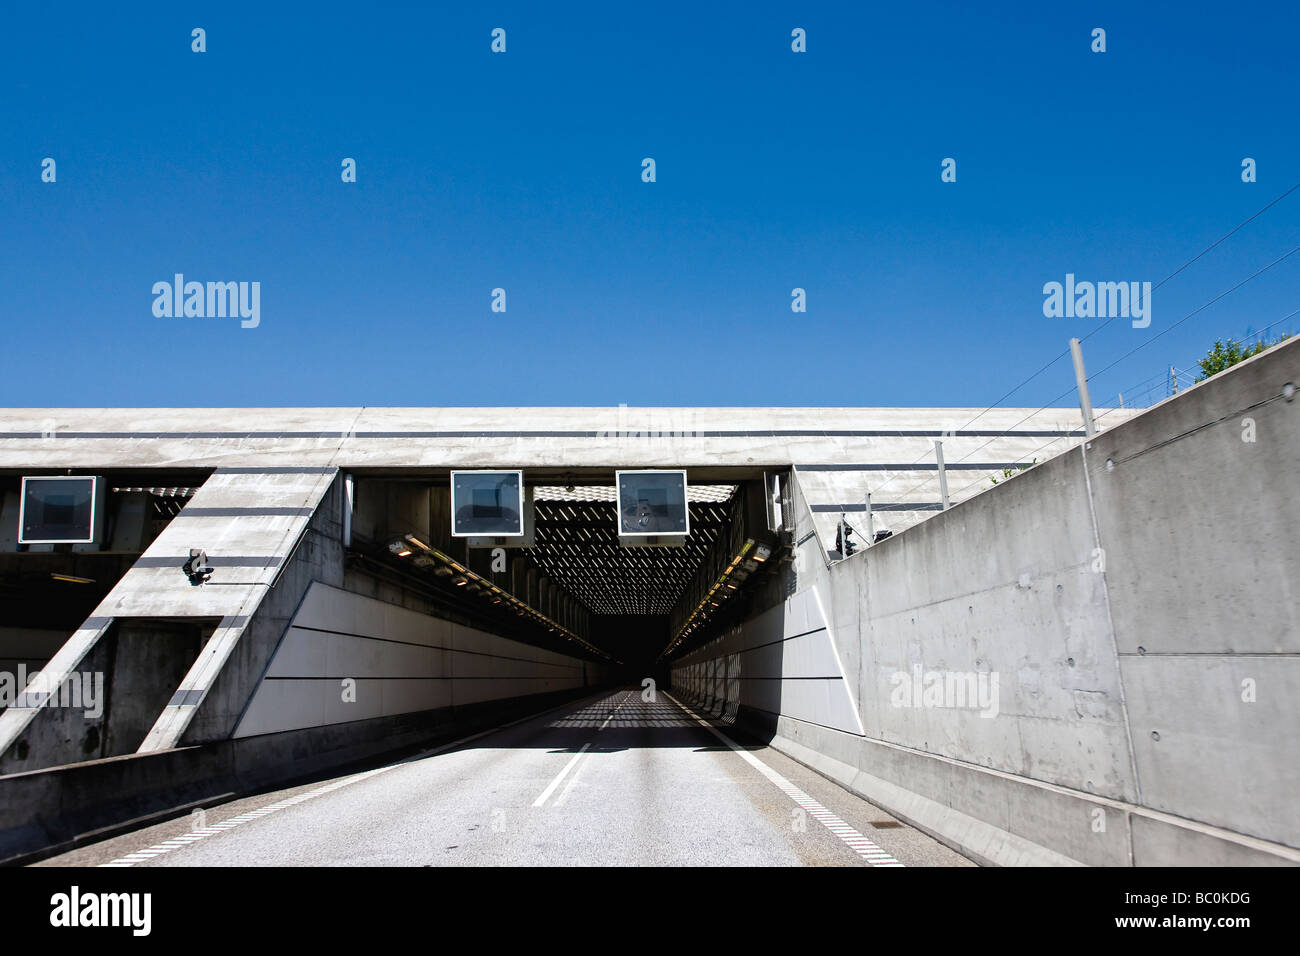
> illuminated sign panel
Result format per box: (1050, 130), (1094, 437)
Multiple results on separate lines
(19, 476), (104, 544)
(451, 470), (525, 537)
(616, 470), (689, 537)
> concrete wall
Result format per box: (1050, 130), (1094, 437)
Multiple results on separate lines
(0, 466), (342, 771)
(672, 588), (863, 735)
(235, 582), (592, 736)
(673, 338), (1300, 866)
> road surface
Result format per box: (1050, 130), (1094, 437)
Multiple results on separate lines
(38, 689), (973, 867)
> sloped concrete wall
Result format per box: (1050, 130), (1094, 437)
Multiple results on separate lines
(674, 338), (1300, 866)
(0, 466), (341, 772)
(671, 588), (864, 735)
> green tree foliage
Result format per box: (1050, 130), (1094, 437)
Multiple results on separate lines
(1195, 334), (1290, 382)
(991, 459), (1037, 486)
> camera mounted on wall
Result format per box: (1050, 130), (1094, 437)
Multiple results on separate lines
(183, 549), (214, 586)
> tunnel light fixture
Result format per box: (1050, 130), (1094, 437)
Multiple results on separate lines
(664, 538), (759, 656)
(382, 530), (610, 661)
(404, 534), (432, 552)
(50, 572), (96, 584)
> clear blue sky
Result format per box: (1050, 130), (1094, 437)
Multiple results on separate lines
(2, 1), (1296, 409)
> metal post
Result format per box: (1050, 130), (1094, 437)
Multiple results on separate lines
(934, 440), (951, 510)
(1070, 338), (1096, 437)
(342, 473), (354, 547)
(864, 492), (875, 542)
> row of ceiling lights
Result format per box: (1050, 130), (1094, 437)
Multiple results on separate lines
(385, 533), (615, 662)
(661, 540), (773, 658)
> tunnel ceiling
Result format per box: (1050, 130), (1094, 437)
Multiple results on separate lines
(525, 485), (736, 616)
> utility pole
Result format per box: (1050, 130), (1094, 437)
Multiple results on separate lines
(934, 440), (951, 510)
(1070, 338), (1096, 437)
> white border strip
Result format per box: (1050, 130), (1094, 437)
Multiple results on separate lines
(667, 691), (903, 867)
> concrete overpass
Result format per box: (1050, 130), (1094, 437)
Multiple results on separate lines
(1, 337), (1297, 866)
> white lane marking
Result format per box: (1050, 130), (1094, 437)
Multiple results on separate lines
(532, 744), (590, 807)
(554, 746), (594, 807)
(99, 764), (394, 867)
(537, 689), (634, 809)
(102, 688), (622, 866)
(666, 692), (904, 868)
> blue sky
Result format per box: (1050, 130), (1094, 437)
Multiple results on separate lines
(2, 1), (1296, 409)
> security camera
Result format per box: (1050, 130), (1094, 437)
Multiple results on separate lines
(183, 549), (214, 586)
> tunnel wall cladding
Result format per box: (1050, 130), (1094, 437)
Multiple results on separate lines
(234, 582), (593, 736)
(673, 337), (1300, 867)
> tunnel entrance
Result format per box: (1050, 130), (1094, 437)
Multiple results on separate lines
(344, 470), (790, 681)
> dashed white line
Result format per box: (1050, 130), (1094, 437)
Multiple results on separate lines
(667, 692), (904, 868)
(532, 744), (590, 807)
(535, 690), (634, 809)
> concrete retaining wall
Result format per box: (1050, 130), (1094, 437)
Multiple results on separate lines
(234, 582), (593, 736)
(671, 588), (863, 735)
(0, 685), (601, 864)
(674, 338), (1300, 866)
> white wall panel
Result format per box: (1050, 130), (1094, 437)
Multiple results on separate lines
(236, 583), (587, 737)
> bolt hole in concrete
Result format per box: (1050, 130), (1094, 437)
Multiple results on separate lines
(1151, 731), (1161, 741)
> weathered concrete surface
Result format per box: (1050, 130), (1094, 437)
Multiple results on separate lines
(0, 406), (1130, 542)
(0, 685), (603, 864)
(673, 338), (1300, 865)
(0, 467), (339, 772)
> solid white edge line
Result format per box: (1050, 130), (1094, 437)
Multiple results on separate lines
(665, 691), (904, 868)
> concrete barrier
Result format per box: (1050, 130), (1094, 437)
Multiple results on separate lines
(674, 337), (1300, 866)
(0, 685), (603, 864)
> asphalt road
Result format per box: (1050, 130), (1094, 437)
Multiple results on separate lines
(38, 689), (973, 867)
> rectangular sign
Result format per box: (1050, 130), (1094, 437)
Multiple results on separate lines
(451, 470), (525, 537)
(616, 470), (689, 537)
(19, 476), (104, 544)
